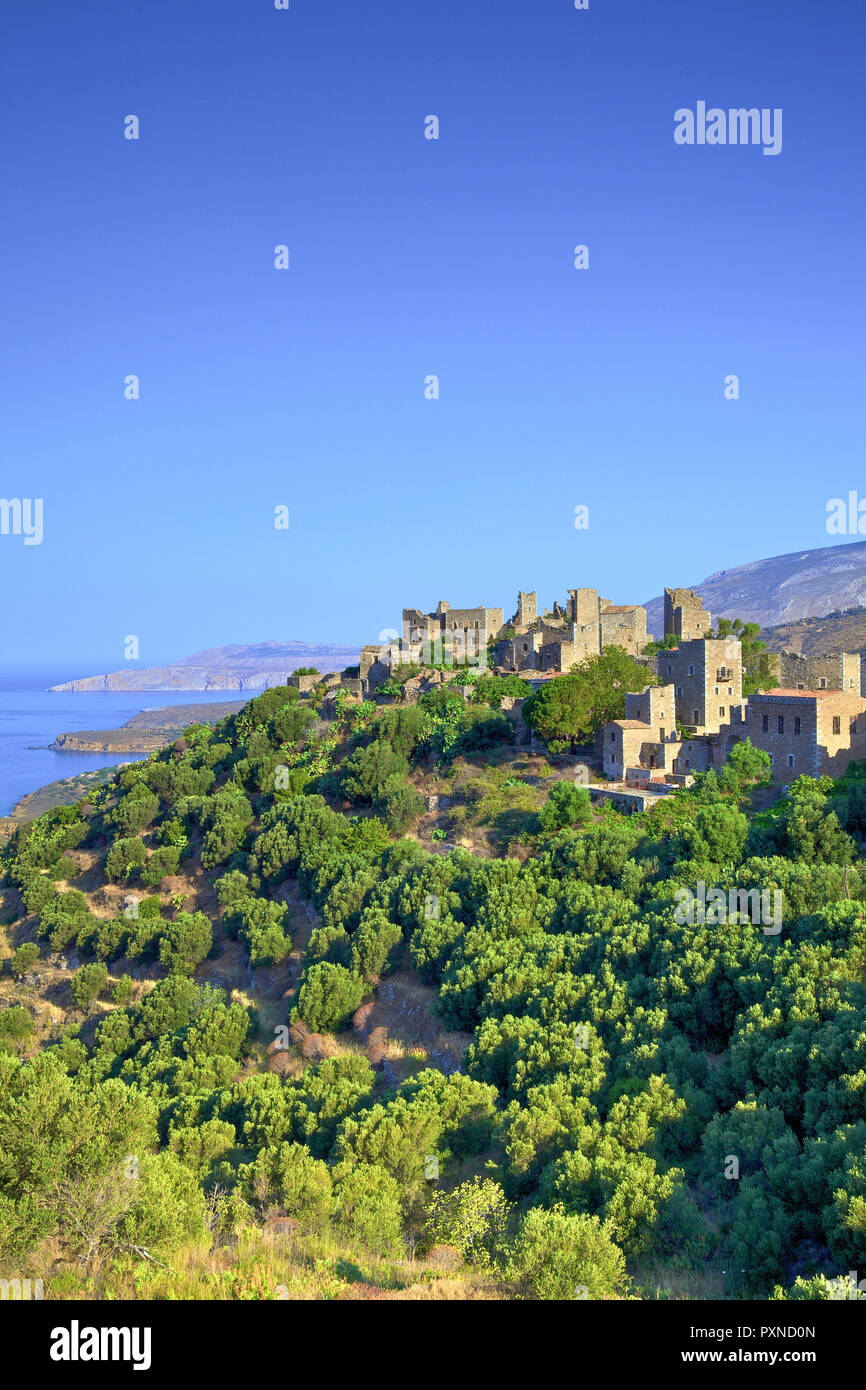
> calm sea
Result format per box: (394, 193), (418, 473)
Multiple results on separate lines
(0, 674), (245, 817)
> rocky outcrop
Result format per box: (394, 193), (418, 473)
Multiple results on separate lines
(49, 731), (166, 753)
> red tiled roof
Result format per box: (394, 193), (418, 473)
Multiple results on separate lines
(757, 687), (839, 699)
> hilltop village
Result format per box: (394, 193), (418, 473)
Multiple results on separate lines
(299, 584), (866, 794)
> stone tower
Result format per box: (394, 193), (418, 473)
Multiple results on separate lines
(516, 590), (537, 628)
(568, 588), (600, 627)
(664, 587), (712, 642)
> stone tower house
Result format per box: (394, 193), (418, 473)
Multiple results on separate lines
(516, 591), (537, 628)
(664, 588), (712, 642)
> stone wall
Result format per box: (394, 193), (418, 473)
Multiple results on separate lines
(600, 603), (648, 656)
(664, 587), (712, 641)
(743, 689), (866, 779)
(778, 652), (862, 696)
(660, 638), (743, 732)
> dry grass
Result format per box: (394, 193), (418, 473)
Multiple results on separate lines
(632, 1261), (729, 1301)
(39, 1231), (511, 1302)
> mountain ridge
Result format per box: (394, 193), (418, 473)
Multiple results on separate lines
(48, 641), (361, 693)
(644, 539), (866, 635)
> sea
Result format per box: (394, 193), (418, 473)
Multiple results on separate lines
(0, 672), (246, 817)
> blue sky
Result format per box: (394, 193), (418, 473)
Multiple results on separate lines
(1, 0), (864, 673)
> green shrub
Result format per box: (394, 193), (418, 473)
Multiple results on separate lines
(294, 963), (367, 1032)
(422, 1178), (512, 1266)
(105, 837), (147, 883)
(10, 942), (39, 979)
(70, 962), (109, 1012)
(158, 911), (213, 976)
(142, 846), (181, 887)
(0, 1006), (33, 1055)
(112, 976), (135, 1006)
(538, 781), (592, 832)
(508, 1208), (629, 1300)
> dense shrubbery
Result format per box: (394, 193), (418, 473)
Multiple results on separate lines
(1, 680), (865, 1299)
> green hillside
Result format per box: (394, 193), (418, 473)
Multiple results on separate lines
(1, 677), (865, 1302)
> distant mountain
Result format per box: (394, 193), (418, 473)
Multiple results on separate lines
(48, 641), (361, 693)
(644, 540), (866, 636)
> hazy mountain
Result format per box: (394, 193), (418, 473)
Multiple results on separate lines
(48, 641), (361, 693)
(644, 540), (866, 636)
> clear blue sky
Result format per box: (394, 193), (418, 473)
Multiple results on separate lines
(1, 0), (864, 673)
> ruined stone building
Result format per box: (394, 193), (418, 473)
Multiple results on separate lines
(600, 684), (682, 781)
(401, 600), (504, 665)
(495, 587), (648, 672)
(664, 588), (713, 641)
(774, 651), (862, 695)
(602, 635), (866, 782)
(352, 582), (866, 784)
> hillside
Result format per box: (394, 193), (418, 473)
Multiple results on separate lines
(644, 539), (866, 635)
(1, 677), (864, 1303)
(761, 608), (866, 658)
(49, 642), (361, 693)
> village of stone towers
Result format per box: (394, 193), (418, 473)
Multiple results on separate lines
(286, 582), (866, 811)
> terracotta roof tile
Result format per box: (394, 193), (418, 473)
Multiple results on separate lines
(758, 688), (839, 699)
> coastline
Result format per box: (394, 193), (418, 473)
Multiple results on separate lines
(0, 687), (249, 822)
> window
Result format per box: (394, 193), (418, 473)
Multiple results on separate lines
(688, 665), (694, 676)
(610, 732), (615, 741)
(832, 715), (841, 735)
(762, 715), (769, 732)
(728, 687), (733, 696)
(852, 719), (859, 734)
(666, 665), (673, 676)
(797, 683), (805, 690)
(684, 759), (691, 768)
(677, 686), (683, 696)
(719, 706), (725, 717)
(778, 716), (784, 734)
(635, 709), (641, 719)
(693, 710), (699, 723)
(820, 678), (827, 689)
(787, 754), (795, 768)
(794, 717), (801, 735)
(714, 686), (719, 695)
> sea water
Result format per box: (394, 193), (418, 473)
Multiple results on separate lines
(0, 675), (244, 816)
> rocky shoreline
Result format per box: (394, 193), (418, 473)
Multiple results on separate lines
(48, 699), (247, 754)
